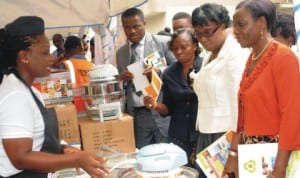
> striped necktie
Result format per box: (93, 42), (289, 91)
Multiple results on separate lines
(130, 43), (139, 64)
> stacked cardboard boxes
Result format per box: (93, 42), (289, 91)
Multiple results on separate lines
(79, 114), (135, 154)
(46, 102), (81, 148)
(46, 102), (135, 153)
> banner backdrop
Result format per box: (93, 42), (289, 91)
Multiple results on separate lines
(0, 0), (148, 36)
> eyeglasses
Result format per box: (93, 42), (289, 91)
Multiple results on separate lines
(195, 25), (221, 39)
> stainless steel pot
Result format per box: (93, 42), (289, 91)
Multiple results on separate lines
(83, 80), (123, 97)
(82, 79), (125, 119)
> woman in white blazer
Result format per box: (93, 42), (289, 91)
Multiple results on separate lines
(191, 3), (249, 177)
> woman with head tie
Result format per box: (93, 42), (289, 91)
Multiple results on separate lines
(0, 16), (108, 178)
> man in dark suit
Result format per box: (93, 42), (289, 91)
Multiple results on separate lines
(116, 7), (175, 149)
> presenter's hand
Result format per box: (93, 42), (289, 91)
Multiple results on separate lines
(76, 151), (109, 178)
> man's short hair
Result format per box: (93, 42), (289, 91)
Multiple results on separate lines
(121, 7), (144, 21)
(64, 35), (81, 52)
(172, 12), (191, 21)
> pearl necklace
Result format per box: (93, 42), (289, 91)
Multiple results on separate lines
(251, 40), (273, 61)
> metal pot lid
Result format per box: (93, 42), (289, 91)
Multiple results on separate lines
(88, 64), (119, 82)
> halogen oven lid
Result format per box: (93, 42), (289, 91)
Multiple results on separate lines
(88, 64), (119, 82)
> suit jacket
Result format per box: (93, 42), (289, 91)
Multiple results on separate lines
(116, 33), (175, 73)
(116, 33), (175, 115)
(116, 33), (175, 138)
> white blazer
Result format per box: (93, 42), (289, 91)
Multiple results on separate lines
(193, 34), (249, 133)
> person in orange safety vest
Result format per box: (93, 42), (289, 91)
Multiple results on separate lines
(63, 35), (94, 87)
(63, 35), (94, 114)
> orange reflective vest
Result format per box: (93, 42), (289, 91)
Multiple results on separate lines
(63, 58), (94, 87)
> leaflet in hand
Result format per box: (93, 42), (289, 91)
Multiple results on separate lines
(238, 143), (300, 178)
(144, 69), (162, 101)
(196, 131), (233, 178)
(127, 51), (165, 93)
(127, 61), (150, 92)
(143, 51), (166, 70)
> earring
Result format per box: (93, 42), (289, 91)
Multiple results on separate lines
(21, 58), (29, 64)
(260, 29), (264, 40)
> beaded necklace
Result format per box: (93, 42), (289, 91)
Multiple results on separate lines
(251, 40), (272, 61)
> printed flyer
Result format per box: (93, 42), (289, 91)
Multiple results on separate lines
(144, 69), (162, 101)
(238, 143), (300, 178)
(196, 131), (233, 178)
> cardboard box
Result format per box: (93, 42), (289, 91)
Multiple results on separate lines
(33, 72), (73, 104)
(79, 114), (135, 154)
(47, 102), (81, 146)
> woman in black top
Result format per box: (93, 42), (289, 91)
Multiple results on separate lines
(144, 28), (202, 167)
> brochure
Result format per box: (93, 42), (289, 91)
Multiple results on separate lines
(143, 51), (166, 70)
(127, 51), (165, 93)
(144, 69), (162, 101)
(238, 143), (300, 178)
(127, 61), (150, 92)
(196, 131), (233, 178)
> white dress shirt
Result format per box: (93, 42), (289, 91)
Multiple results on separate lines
(129, 36), (146, 107)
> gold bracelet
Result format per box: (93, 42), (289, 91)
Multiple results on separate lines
(229, 150), (238, 157)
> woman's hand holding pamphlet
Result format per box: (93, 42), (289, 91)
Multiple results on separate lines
(196, 131), (234, 178)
